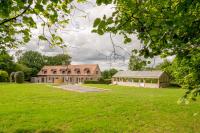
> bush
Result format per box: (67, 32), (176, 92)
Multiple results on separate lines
(84, 78), (111, 84)
(169, 82), (181, 88)
(10, 72), (15, 82)
(14, 71), (24, 83)
(0, 70), (9, 82)
(14, 63), (32, 81)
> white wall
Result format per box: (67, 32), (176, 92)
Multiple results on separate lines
(112, 81), (159, 88)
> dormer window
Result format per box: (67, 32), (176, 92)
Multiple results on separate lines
(65, 68), (71, 74)
(87, 70), (90, 74)
(84, 68), (90, 74)
(60, 69), (66, 74)
(67, 70), (71, 74)
(77, 70), (80, 74)
(42, 69), (47, 74)
(51, 69), (57, 74)
(53, 71), (57, 74)
(74, 68), (81, 74)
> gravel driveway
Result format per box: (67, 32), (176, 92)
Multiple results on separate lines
(54, 84), (108, 93)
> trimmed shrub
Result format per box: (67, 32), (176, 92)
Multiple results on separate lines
(0, 70), (9, 82)
(14, 63), (32, 81)
(84, 78), (111, 84)
(14, 71), (24, 83)
(10, 72), (15, 82)
(84, 80), (99, 84)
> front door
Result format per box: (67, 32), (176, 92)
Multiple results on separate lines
(76, 78), (78, 83)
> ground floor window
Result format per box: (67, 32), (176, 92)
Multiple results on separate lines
(117, 78), (158, 84)
(133, 79), (139, 82)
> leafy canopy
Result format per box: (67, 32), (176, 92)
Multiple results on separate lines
(0, 0), (86, 50)
(94, 0), (200, 58)
(0, 50), (15, 74)
(155, 59), (174, 81)
(14, 63), (32, 81)
(44, 54), (71, 66)
(102, 68), (118, 79)
(18, 51), (71, 77)
(18, 51), (45, 71)
(93, 0), (200, 100)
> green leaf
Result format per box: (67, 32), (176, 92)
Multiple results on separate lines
(97, 29), (104, 35)
(35, 4), (44, 12)
(124, 37), (132, 44)
(38, 35), (47, 41)
(93, 18), (101, 27)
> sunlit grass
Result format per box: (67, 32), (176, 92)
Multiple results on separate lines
(0, 83), (199, 133)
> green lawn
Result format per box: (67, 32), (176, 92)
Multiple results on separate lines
(0, 83), (200, 133)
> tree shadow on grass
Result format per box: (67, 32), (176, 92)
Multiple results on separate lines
(14, 129), (34, 133)
(14, 129), (64, 133)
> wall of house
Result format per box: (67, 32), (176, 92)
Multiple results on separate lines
(145, 83), (159, 88)
(63, 75), (100, 84)
(112, 81), (159, 88)
(31, 77), (39, 83)
(33, 75), (100, 84)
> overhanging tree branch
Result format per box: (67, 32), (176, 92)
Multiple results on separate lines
(0, 4), (31, 26)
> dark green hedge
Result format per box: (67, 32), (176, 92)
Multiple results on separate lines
(14, 71), (24, 83)
(84, 78), (111, 84)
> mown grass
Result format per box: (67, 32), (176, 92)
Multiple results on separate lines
(0, 83), (200, 133)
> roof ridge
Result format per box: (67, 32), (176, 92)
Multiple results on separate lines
(113, 70), (165, 78)
(43, 64), (98, 67)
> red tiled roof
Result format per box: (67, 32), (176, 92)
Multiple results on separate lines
(37, 64), (100, 76)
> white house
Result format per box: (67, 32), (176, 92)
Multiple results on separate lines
(112, 71), (169, 88)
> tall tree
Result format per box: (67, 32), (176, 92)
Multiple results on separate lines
(44, 54), (71, 66)
(18, 51), (45, 76)
(93, 0), (200, 101)
(128, 55), (146, 71)
(102, 68), (118, 79)
(18, 51), (71, 77)
(155, 59), (174, 81)
(0, 50), (15, 74)
(14, 63), (32, 81)
(171, 55), (200, 101)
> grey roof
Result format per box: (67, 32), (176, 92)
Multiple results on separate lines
(113, 71), (164, 79)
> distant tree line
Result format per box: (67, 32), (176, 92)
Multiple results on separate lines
(0, 50), (71, 82)
(101, 68), (118, 80)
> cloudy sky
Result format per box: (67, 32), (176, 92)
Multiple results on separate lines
(10, 0), (166, 70)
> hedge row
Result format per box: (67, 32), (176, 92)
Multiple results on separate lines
(14, 71), (24, 83)
(84, 79), (111, 84)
